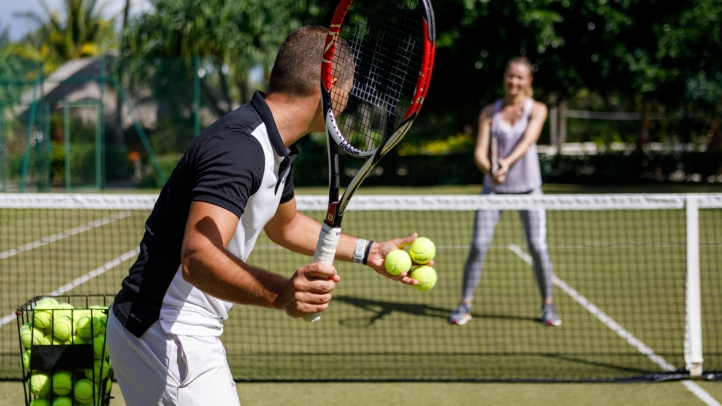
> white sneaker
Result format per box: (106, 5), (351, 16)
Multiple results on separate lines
(541, 304), (561, 326)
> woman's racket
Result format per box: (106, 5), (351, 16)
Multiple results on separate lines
(305, 0), (436, 322)
(490, 132), (499, 176)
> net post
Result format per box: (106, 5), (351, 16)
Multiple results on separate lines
(684, 194), (703, 377)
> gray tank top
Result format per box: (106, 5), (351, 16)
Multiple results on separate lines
(483, 98), (542, 193)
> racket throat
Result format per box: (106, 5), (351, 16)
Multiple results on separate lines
(324, 201), (344, 228)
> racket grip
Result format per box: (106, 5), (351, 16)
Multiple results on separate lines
(303, 222), (341, 322)
(490, 136), (499, 175)
(313, 222), (341, 264)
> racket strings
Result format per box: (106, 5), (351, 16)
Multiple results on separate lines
(330, 0), (426, 153)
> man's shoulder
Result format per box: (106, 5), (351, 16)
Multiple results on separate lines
(205, 104), (264, 136)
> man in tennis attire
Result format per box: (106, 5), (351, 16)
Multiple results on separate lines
(106, 26), (420, 406)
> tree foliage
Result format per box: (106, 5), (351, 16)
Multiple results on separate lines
(423, 0), (722, 148)
(126, 0), (320, 106)
(13, 0), (117, 72)
(3, 0), (721, 153)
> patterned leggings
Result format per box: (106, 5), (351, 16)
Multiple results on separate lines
(461, 187), (554, 302)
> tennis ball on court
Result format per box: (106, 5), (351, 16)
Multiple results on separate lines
(410, 265), (438, 291)
(29, 398), (50, 406)
(52, 316), (74, 342)
(384, 249), (412, 276)
(33, 302), (54, 330)
(20, 323), (44, 349)
(51, 396), (73, 406)
(85, 358), (111, 382)
(74, 378), (97, 404)
(408, 237), (436, 264)
(29, 371), (51, 397)
(92, 335), (108, 359)
(52, 370), (74, 396)
(75, 314), (99, 339)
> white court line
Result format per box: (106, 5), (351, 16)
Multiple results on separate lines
(0, 248), (139, 328)
(682, 381), (722, 406)
(508, 243), (721, 406)
(0, 211), (132, 260)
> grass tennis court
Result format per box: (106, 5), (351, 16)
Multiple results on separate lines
(1, 380), (722, 406)
(0, 185), (720, 405)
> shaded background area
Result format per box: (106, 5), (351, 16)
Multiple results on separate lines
(1, 0), (721, 191)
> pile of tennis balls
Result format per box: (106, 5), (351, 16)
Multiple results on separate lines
(384, 237), (438, 291)
(19, 297), (113, 406)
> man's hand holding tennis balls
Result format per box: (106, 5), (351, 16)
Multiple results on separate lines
(373, 233), (435, 287)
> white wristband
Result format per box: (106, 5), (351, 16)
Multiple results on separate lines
(353, 239), (368, 264)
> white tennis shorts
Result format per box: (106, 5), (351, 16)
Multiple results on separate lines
(106, 310), (241, 406)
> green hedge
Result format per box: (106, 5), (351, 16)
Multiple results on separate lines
(292, 150), (722, 187)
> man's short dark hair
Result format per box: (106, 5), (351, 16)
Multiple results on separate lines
(267, 26), (328, 97)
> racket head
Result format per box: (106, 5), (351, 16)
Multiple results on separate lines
(321, 0), (436, 158)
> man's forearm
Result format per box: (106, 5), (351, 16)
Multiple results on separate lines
(269, 211), (364, 263)
(182, 243), (288, 309)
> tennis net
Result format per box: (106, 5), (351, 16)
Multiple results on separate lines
(1, 193), (720, 381)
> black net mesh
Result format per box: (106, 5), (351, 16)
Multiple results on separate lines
(0, 193), (720, 381)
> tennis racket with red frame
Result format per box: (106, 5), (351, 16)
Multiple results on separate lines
(304, 0), (436, 322)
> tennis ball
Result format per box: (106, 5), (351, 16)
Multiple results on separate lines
(70, 334), (87, 345)
(74, 378), (97, 404)
(29, 371), (51, 397)
(104, 376), (112, 394)
(96, 317), (107, 337)
(52, 370), (74, 396)
(40, 334), (64, 345)
(85, 358), (111, 382)
(410, 265), (438, 291)
(36, 297), (58, 306)
(384, 249), (412, 276)
(92, 335), (108, 359)
(54, 302), (75, 318)
(19, 323), (44, 349)
(52, 316), (74, 342)
(29, 399), (50, 406)
(90, 307), (108, 336)
(409, 237), (436, 265)
(75, 314), (99, 339)
(33, 302), (54, 330)
(51, 396), (73, 406)
(22, 349), (31, 372)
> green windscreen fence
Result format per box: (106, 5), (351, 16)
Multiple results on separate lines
(0, 193), (720, 382)
(0, 55), (245, 192)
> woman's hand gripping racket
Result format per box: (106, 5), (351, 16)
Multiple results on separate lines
(304, 0), (436, 322)
(490, 132), (499, 176)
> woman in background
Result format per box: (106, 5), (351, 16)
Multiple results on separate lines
(448, 57), (561, 327)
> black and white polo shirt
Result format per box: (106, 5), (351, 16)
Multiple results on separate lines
(113, 91), (298, 338)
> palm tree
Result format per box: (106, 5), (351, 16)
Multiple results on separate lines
(14, 0), (117, 72)
(127, 0), (313, 109)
